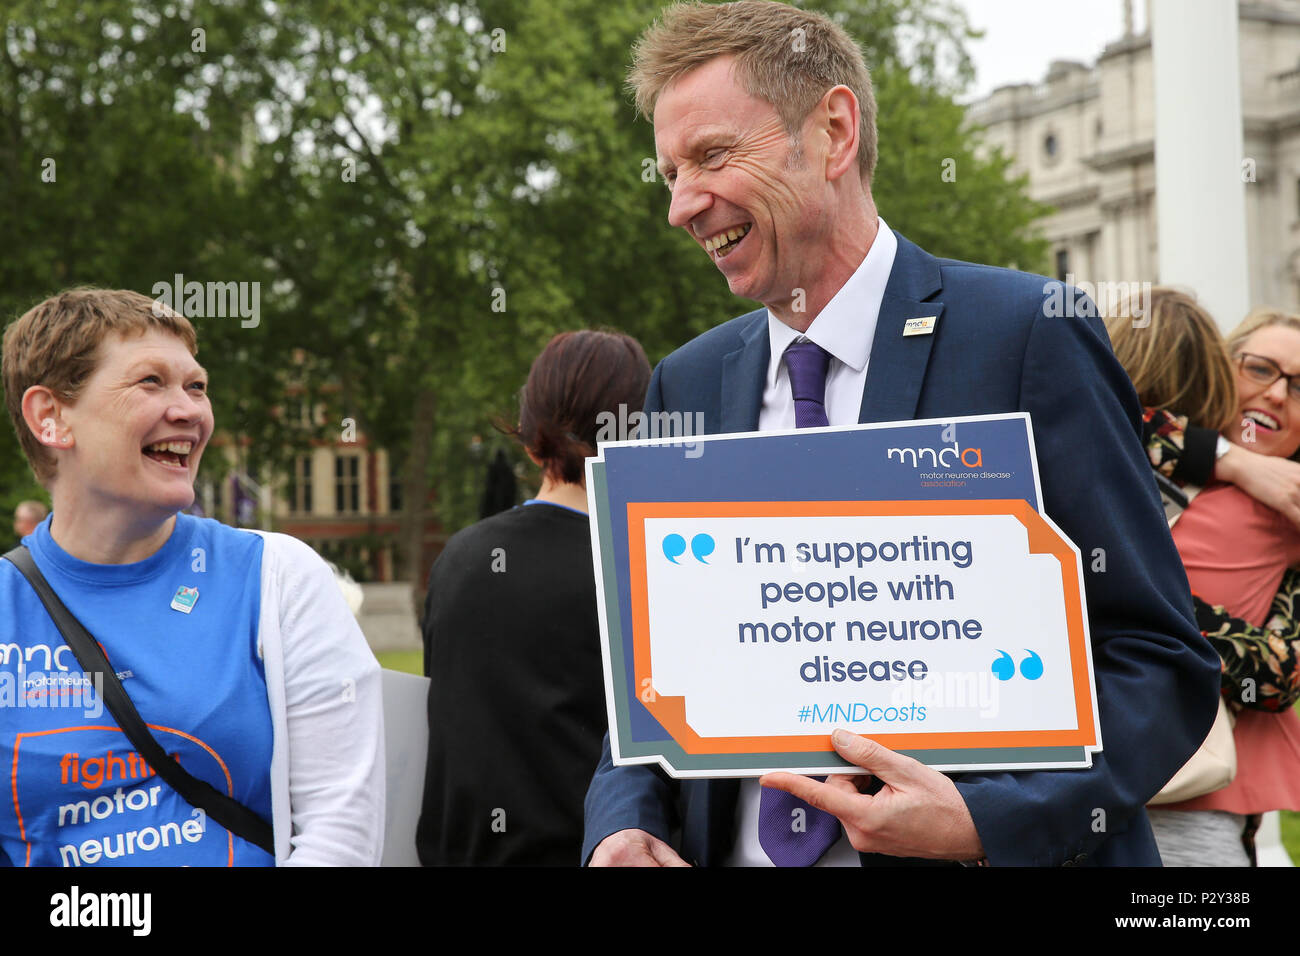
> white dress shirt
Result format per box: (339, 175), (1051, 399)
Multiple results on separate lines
(757, 219), (897, 432)
(726, 217), (898, 867)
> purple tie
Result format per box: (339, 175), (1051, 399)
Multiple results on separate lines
(758, 775), (842, 866)
(758, 338), (842, 866)
(784, 340), (831, 428)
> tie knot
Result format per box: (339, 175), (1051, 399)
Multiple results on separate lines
(784, 340), (831, 404)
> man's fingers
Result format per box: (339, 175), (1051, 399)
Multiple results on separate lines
(830, 729), (915, 782)
(824, 771), (869, 795)
(590, 828), (688, 867)
(759, 771), (872, 821)
(648, 836), (692, 867)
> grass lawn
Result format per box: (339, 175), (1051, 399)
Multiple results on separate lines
(377, 649), (422, 675)
(1283, 698), (1300, 863)
(1282, 811), (1299, 862)
(1282, 702), (1300, 863)
(374, 648), (1300, 864)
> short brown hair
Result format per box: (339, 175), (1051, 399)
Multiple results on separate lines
(515, 330), (652, 485)
(2, 288), (198, 484)
(1105, 287), (1237, 433)
(628, 0), (878, 184)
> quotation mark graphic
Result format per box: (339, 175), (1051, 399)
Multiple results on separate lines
(992, 649), (1043, 681)
(662, 533), (715, 564)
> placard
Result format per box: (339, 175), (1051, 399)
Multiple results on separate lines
(586, 414), (1100, 777)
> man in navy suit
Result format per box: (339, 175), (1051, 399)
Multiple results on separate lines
(583, 0), (1219, 866)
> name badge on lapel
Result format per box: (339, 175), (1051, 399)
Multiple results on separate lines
(171, 586), (199, 614)
(903, 315), (939, 336)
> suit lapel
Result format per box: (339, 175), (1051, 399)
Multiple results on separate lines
(859, 234), (945, 424)
(719, 311), (770, 434)
(689, 778), (741, 866)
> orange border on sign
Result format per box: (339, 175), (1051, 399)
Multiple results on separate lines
(626, 499), (1095, 755)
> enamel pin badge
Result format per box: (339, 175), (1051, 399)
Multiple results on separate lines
(170, 586), (199, 614)
(902, 315), (939, 336)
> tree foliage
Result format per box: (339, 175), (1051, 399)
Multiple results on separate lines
(1, 0), (1049, 560)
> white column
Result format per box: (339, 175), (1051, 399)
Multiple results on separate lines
(1151, 0), (1250, 330)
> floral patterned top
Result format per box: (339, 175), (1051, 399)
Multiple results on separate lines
(1141, 407), (1300, 713)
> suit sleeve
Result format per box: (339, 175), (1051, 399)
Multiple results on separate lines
(953, 294), (1221, 866)
(581, 360), (683, 863)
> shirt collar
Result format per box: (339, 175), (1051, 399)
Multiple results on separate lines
(766, 217), (897, 382)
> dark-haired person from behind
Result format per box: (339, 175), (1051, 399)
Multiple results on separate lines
(416, 330), (652, 865)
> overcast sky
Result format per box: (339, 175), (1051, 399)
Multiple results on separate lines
(954, 0), (1144, 101)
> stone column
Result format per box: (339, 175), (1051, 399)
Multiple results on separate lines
(1151, 0), (1250, 329)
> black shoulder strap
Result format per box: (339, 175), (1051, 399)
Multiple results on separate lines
(3, 545), (275, 856)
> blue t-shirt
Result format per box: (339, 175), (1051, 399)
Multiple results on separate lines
(0, 513), (275, 867)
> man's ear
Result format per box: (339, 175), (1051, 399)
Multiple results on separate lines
(21, 385), (72, 449)
(820, 85), (861, 184)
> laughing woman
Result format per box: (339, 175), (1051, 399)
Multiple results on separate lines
(0, 289), (384, 867)
(1108, 293), (1300, 865)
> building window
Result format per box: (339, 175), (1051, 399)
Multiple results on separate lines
(389, 474), (404, 514)
(335, 454), (361, 514)
(1296, 176), (1300, 221)
(1055, 249), (1070, 282)
(289, 455), (313, 514)
(284, 396), (313, 427)
(1043, 132), (1059, 161)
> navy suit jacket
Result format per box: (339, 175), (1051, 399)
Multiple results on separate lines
(582, 233), (1221, 867)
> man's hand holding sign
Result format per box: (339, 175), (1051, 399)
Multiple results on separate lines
(590, 731), (985, 866)
(759, 730), (985, 862)
(589, 828), (690, 868)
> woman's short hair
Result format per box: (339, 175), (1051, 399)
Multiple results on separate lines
(1225, 307), (1300, 357)
(516, 330), (652, 486)
(628, 0), (878, 185)
(2, 288), (198, 485)
(1104, 287), (1237, 433)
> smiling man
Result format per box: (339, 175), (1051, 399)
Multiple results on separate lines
(582, 0), (1220, 868)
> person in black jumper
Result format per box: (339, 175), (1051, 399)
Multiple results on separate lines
(416, 330), (651, 865)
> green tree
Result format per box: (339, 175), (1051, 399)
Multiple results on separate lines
(0, 0), (303, 519)
(1, 0), (1049, 597)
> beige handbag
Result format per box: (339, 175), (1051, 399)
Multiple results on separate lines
(1149, 496), (1238, 804)
(1149, 697), (1236, 804)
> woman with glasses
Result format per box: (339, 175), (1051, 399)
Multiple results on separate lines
(1108, 295), (1300, 865)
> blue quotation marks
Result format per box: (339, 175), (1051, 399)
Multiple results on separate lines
(662, 533), (715, 565)
(992, 649), (1043, 681)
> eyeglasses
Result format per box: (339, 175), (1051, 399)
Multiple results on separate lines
(1236, 352), (1300, 402)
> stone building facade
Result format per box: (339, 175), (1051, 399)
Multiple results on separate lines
(966, 1), (1300, 318)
